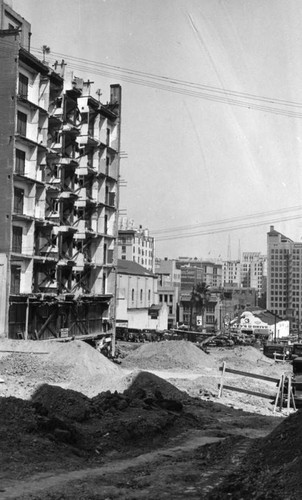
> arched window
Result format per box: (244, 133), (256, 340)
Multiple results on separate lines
(148, 290), (151, 302)
(140, 289), (143, 302)
(131, 289), (135, 302)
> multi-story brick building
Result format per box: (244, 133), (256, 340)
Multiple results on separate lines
(0, 2), (122, 340)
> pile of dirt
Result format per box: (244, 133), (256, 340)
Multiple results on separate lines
(122, 340), (215, 372)
(32, 385), (91, 422)
(123, 370), (191, 402)
(0, 339), (125, 399)
(210, 345), (292, 379)
(209, 409), (302, 499)
(0, 370), (224, 482)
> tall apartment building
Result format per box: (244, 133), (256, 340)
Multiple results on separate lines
(0, 3), (122, 339)
(118, 217), (155, 272)
(267, 226), (301, 329)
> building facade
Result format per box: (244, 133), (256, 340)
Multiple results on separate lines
(118, 218), (155, 272)
(267, 225), (302, 330)
(222, 260), (241, 287)
(241, 252), (267, 299)
(116, 259), (168, 332)
(155, 258), (181, 329)
(0, 4), (122, 340)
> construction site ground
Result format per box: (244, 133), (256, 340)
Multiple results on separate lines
(0, 338), (301, 499)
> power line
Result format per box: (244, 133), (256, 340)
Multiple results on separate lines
(31, 46), (302, 109)
(156, 214), (302, 242)
(30, 48), (302, 119)
(151, 205), (302, 235)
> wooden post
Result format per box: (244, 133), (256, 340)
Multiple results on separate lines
(279, 373), (285, 411)
(273, 377), (282, 413)
(287, 376), (291, 415)
(24, 296), (29, 340)
(218, 361), (226, 398)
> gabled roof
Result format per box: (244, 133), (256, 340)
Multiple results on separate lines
(117, 259), (156, 277)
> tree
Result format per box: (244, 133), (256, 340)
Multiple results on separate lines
(190, 282), (211, 330)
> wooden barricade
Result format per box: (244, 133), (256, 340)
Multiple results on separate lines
(218, 361), (296, 414)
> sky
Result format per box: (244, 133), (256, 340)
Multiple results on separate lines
(11, 0), (302, 260)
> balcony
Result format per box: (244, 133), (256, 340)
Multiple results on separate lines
(58, 191), (78, 200)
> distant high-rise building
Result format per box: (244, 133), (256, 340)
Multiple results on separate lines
(267, 225), (302, 330)
(222, 253), (267, 300)
(241, 252), (267, 299)
(223, 260), (241, 287)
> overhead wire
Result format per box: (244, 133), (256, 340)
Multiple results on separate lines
(156, 214), (302, 242)
(24, 48), (302, 241)
(151, 205), (302, 235)
(30, 47), (302, 119)
(31, 46), (302, 109)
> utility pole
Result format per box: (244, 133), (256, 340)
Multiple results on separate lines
(190, 286), (194, 331)
(110, 86), (122, 358)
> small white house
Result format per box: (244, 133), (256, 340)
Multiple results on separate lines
(116, 259), (168, 332)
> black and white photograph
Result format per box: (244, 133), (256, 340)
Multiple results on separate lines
(0, 1), (302, 498)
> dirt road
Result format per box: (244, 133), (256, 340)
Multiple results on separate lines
(1, 426), (271, 500)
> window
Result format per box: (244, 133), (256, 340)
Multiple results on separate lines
(12, 226), (22, 253)
(18, 73), (29, 99)
(106, 156), (110, 175)
(106, 128), (110, 146)
(140, 289), (143, 302)
(148, 290), (151, 302)
(15, 149), (25, 175)
(13, 187), (24, 214)
(10, 266), (21, 294)
(17, 111), (27, 136)
(131, 289), (135, 302)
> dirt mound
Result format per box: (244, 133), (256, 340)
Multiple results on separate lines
(209, 409), (302, 499)
(124, 371), (190, 402)
(47, 340), (121, 378)
(211, 345), (273, 365)
(0, 396), (37, 430)
(211, 345), (292, 379)
(259, 408), (302, 468)
(0, 339), (125, 399)
(122, 340), (214, 371)
(32, 385), (91, 422)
